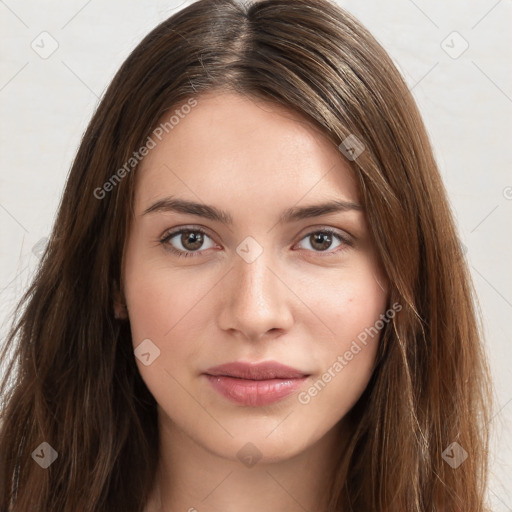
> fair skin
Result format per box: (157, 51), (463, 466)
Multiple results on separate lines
(117, 91), (388, 512)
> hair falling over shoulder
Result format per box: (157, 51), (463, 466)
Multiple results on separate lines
(0, 0), (493, 510)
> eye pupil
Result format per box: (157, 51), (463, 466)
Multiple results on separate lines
(182, 231), (204, 251)
(311, 232), (332, 251)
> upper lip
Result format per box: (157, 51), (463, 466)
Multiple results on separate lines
(204, 361), (308, 380)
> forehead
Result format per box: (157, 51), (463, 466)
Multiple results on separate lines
(134, 91), (360, 211)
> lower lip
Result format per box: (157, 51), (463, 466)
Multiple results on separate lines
(204, 374), (309, 406)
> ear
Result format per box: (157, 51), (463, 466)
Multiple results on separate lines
(113, 280), (128, 320)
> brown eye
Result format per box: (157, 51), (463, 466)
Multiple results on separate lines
(309, 232), (334, 251)
(160, 228), (215, 258)
(296, 229), (350, 255)
(179, 230), (204, 251)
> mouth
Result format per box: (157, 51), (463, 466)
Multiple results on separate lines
(203, 361), (310, 407)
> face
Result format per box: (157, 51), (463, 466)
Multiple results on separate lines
(120, 91), (388, 463)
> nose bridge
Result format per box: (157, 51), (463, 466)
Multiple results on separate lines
(234, 245), (279, 312)
(219, 240), (293, 338)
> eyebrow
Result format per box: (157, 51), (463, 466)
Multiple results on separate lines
(142, 196), (363, 225)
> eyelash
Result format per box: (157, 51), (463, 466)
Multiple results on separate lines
(158, 226), (353, 259)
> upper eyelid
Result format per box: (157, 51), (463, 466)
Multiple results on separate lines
(160, 225), (217, 243)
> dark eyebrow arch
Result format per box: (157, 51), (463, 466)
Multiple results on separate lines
(142, 196), (363, 225)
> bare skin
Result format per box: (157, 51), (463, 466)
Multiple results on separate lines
(116, 91), (388, 512)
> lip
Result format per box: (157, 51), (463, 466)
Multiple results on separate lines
(203, 361), (310, 406)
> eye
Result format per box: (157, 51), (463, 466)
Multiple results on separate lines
(295, 228), (352, 256)
(159, 227), (216, 258)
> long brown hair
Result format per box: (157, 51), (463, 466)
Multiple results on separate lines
(0, 0), (492, 510)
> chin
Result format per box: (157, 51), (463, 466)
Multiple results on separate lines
(195, 420), (325, 466)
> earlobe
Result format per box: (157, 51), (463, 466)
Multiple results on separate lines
(113, 282), (128, 320)
(114, 301), (128, 320)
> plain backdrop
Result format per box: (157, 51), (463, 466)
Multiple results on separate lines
(1, 0), (511, 508)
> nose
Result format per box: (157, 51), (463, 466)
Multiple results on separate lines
(217, 250), (294, 342)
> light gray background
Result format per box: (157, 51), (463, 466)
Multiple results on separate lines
(1, 0), (511, 508)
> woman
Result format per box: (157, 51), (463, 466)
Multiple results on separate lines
(0, 0), (492, 510)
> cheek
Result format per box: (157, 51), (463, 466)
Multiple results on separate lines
(126, 269), (191, 340)
(123, 253), (216, 382)
(123, 263), (210, 418)
(309, 264), (387, 347)
(298, 267), (387, 407)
